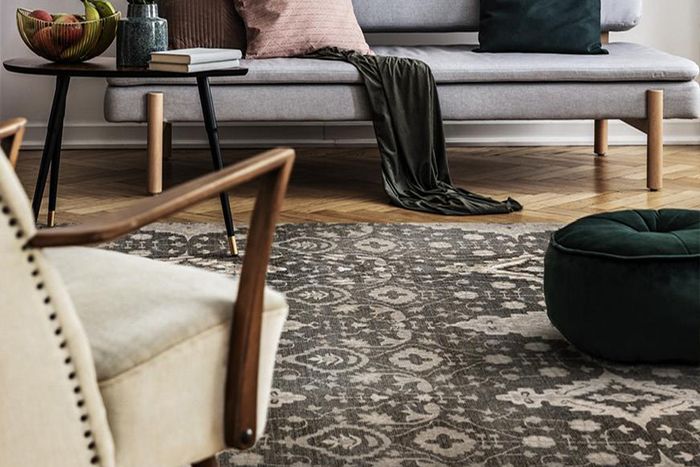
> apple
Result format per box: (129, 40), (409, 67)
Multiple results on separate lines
(52, 14), (83, 46)
(32, 26), (63, 58)
(29, 9), (53, 23)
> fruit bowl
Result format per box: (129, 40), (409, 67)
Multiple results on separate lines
(16, 8), (120, 63)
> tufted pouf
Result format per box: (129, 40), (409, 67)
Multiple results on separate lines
(544, 209), (700, 363)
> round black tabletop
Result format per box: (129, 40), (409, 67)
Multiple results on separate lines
(3, 57), (248, 78)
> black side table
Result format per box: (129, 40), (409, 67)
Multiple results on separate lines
(3, 57), (248, 255)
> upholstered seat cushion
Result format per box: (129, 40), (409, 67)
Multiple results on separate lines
(107, 43), (700, 87)
(544, 209), (700, 363)
(44, 247), (288, 467)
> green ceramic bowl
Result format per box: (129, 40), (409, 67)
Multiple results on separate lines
(16, 8), (121, 63)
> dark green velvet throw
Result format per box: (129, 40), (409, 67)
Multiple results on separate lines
(308, 48), (522, 215)
(476, 0), (608, 55)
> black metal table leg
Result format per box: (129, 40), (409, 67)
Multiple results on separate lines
(196, 75), (238, 256)
(47, 109), (66, 227)
(32, 75), (70, 223)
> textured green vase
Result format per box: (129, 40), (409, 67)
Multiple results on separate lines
(116, 3), (168, 67)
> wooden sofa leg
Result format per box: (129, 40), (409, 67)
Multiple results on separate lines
(646, 90), (664, 191)
(147, 92), (164, 195)
(594, 119), (608, 156)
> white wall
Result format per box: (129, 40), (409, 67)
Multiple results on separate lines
(1, 0), (698, 148)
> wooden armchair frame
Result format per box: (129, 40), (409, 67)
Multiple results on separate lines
(2, 116), (295, 455)
(31, 147), (295, 451)
(0, 118), (27, 169)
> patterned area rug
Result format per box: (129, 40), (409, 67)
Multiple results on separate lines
(103, 223), (700, 467)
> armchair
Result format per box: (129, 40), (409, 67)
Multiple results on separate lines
(0, 117), (295, 467)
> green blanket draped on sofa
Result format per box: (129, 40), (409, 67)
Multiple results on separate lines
(308, 48), (522, 216)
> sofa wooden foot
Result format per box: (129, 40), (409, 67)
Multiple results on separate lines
(594, 119), (608, 156)
(646, 90), (664, 191)
(147, 92), (164, 195)
(621, 90), (664, 191)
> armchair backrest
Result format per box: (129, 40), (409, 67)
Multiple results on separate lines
(0, 151), (115, 466)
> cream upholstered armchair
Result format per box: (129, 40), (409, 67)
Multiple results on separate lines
(0, 118), (294, 467)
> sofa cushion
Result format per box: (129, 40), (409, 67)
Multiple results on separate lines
(235, 0), (371, 58)
(158, 0), (246, 50)
(475, 0), (607, 55)
(107, 43), (699, 87)
(351, 0), (642, 33)
(44, 246), (288, 466)
(104, 80), (700, 122)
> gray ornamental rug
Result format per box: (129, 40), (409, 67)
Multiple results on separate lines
(101, 223), (700, 467)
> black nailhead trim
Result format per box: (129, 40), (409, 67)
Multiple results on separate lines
(37, 282), (44, 290)
(27, 255), (35, 262)
(32, 270), (39, 277)
(54, 327), (62, 335)
(65, 357), (72, 364)
(16, 230), (24, 238)
(2, 206), (10, 214)
(44, 297), (51, 304)
(9, 218), (17, 226)
(49, 313), (57, 320)
(88, 442), (95, 449)
(59, 341), (67, 348)
(69, 372), (76, 379)
(80, 414), (88, 421)
(77, 400), (85, 407)
(74, 387), (82, 394)
(84, 431), (92, 438)
(90, 456), (99, 464)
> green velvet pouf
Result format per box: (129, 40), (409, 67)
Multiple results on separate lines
(544, 209), (700, 363)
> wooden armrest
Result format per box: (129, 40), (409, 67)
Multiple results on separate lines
(0, 118), (27, 168)
(30, 148), (295, 248)
(33, 146), (295, 451)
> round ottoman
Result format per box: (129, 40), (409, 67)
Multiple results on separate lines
(544, 209), (700, 363)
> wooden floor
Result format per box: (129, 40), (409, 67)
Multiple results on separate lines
(15, 145), (700, 226)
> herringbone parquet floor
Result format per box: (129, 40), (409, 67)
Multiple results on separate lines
(15, 145), (700, 226)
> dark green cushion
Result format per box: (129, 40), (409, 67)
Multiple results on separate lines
(476, 0), (608, 55)
(544, 209), (700, 363)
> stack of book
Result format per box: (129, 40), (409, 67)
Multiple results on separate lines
(148, 48), (242, 73)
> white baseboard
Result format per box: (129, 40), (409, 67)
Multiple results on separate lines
(19, 119), (700, 149)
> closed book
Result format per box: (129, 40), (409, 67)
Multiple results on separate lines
(151, 48), (243, 65)
(148, 60), (241, 73)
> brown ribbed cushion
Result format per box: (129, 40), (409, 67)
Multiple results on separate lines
(234, 0), (371, 59)
(158, 0), (246, 50)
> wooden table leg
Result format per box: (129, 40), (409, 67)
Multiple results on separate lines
(33, 75), (70, 223)
(196, 75), (238, 256)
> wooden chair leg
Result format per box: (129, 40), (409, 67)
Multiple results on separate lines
(646, 90), (664, 191)
(594, 119), (608, 157)
(163, 121), (173, 161)
(192, 456), (218, 467)
(147, 92), (164, 195)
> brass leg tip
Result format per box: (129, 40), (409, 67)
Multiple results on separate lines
(47, 211), (56, 228)
(228, 236), (239, 256)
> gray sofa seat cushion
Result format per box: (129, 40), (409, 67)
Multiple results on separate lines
(351, 0), (642, 32)
(107, 43), (699, 87)
(105, 80), (700, 122)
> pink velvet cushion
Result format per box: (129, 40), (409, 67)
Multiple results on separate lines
(235, 0), (371, 59)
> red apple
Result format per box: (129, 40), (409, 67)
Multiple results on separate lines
(52, 14), (83, 46)
(32, 26), (63, 58)
(29, 9), (53, 23)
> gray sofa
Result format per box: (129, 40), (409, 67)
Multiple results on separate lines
(104, 0), (700, 193)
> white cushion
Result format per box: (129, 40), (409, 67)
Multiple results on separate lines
(44, 247), (288, 467)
